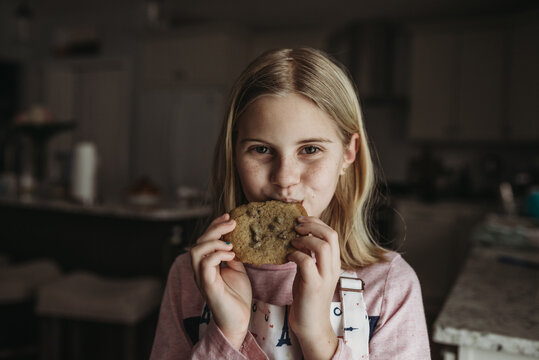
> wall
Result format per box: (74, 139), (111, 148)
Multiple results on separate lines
(1, 0), (537, 202)
(0, 1), (338, 201)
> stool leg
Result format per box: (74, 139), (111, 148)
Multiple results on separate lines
(40, 317), (62, 360)
(123, 324), (137, 360)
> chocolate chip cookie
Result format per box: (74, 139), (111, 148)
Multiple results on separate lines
(224, 200), (308, 265)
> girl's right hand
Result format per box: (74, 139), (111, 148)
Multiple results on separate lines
(190, 213), (252, 349)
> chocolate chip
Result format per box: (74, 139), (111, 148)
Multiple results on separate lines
(250, 223), (262, 242)
(247, 208), (258, 217)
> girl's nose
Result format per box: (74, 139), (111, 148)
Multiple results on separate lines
(271, 156), (301, 189)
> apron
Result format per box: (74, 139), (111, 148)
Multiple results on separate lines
(199, 270), (369, 359)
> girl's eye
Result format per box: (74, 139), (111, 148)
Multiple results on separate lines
(253, 146), (270, 154)
(302, 145), (320, 154)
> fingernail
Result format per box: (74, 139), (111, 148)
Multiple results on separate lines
(225, 242), (231, 245)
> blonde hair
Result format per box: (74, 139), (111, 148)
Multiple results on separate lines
(211, 47), (386, 269)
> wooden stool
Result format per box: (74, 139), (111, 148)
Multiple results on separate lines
(36, 272), (162, 360)
(0, 259), (61, 359)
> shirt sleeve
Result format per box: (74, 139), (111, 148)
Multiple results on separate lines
(368, 255), (431, 360)
(150, 255), (268, 360)
(193, 321), (268, 360)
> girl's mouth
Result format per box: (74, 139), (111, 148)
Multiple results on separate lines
(277, 198), (303, 204)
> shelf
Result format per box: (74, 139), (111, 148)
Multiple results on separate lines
(14, 121), (76, 180)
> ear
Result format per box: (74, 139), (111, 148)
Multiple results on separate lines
(341, 133), (360, 174)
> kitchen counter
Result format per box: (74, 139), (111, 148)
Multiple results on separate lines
(0, 196), (212, 278)
(433, 246), (539, 359)
(0, 196), (212, 221)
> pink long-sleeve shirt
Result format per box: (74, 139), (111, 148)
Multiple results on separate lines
(150, 251), (430, 359)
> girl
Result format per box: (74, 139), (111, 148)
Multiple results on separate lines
(151, 48), (430, 359)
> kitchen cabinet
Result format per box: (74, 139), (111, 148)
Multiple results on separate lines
(133, 87), (225, 197)
(409, 14), (539, 142)
(456, 29), (505, 140)
(507, 20), (539, 141)
(409, 30), (456, 140)
(134, 25), (247, 196)
(0, 196), (211, 278)
(44, 58), (131, 202)
(392, 198), (487, 320)
(409, 24), (505, 141)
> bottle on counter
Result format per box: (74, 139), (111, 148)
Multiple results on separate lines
(70, 142), (98, 205)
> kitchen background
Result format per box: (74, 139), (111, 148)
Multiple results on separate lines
(0, 0), (538, 359)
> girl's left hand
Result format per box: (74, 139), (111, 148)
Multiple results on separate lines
(288, 216), (341, 360)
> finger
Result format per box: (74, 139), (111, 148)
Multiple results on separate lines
(296, 217), (340, 265)
(197, 216), (236, 244)
(191, 240), (233, 283)
(291, 235), (332, 276)
(200, 250), (236, 285)
(207, 213), (231, 230)
(288, 250), (318, 284)
(198, 251), (236, 297)
(213, 213), (231, 224)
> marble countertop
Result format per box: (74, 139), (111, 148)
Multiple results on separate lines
(0, 196), (212, 221)
(433, 246), (539, 357)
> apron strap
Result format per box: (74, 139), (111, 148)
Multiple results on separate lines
(339, 273), (369, 357)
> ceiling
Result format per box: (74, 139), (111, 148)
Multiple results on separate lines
(159, 0), (535, 28)
(26, 0), (537, 30)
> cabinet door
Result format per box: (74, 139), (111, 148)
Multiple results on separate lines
(394, 201), (457, 315)
(44, 68), (76, 181)
(393, 199), (485, 317)
(410, 24), (506, 142)
(410, 31), (457, 140)
(507, 21), (539, 141)
(77, 66), (130, 202)
(134, 87), (225, 197)
(456, 29), (505, 140)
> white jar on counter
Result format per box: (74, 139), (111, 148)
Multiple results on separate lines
(70, 142), (98, 205)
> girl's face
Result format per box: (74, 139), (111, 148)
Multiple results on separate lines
(235, 93), (358, 218)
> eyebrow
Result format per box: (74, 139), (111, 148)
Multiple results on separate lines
(240, 137), (334, 144)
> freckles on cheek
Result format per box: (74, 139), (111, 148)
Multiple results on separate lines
(307, 163), (338, 187)
(245, 167), (260, 181)
(238, 161), (263, 188)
